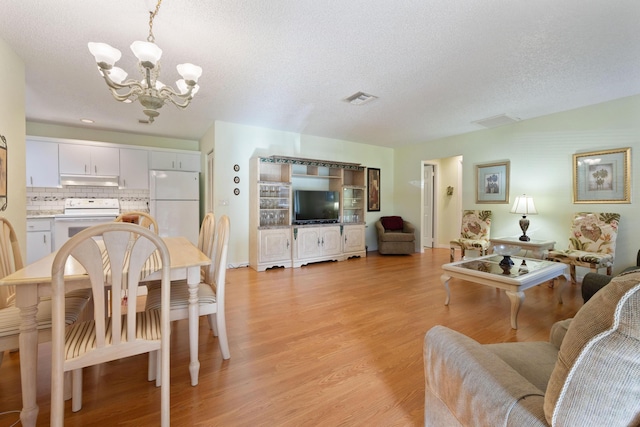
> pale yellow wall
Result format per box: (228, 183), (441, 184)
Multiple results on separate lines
(395, 95), (640, 274)
(0, 37), (27, 259)
(436, 155), (462, 247)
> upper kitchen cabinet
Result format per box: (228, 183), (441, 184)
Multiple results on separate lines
(119, 148), (149, 189)
(59, 144), (120, 176)
(149, 151), (201, 172)
(26, 139), (59, 187)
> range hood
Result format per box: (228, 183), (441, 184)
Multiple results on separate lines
(60, 174), (120, 187)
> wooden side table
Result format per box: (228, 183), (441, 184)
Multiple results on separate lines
(489, 237), (555, 259)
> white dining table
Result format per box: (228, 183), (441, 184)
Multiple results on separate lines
(0, 236), (211, 427)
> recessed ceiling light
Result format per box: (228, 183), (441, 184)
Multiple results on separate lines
(80, 118), (94, 124)
(344, 91), (378, 106)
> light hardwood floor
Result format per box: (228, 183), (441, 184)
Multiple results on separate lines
(0, 249), (581, 426)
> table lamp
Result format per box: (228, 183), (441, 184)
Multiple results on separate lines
(510, 195), (537, 241)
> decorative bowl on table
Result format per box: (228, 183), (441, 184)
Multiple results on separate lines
(493, 244), (521, 272)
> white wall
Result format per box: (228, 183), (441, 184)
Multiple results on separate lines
(0, 36), (26, 258)
(207, 121), (395, 266)
(395, 95), (640, 275)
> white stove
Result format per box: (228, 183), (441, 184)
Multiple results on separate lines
(54, 198), (121, 249)
(57, 198), (121, 218)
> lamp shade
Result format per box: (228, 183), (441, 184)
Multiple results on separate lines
(177, 63), (203, 83)
(88, 42), (121, 67)
(108, 67), (128, 84)
(510, 195), (537, 215)
(176, 79), (200, 95)
(130, 41), (163, 66)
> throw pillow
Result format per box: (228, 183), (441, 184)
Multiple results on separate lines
(543, 270), (640, 425)
(381, 216), (403, 231)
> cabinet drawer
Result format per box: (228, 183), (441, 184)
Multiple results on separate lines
(27, 219), (52, 232)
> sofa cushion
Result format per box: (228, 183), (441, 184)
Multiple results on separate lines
(381, 216), (403, 231)
(543, 270), (640, 425)
(486, 342), (559, 392)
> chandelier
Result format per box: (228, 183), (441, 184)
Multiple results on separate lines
(88, 0), (202, 124)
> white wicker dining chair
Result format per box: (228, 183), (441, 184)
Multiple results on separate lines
(50, 223), (171, 427)
(0, 217), (89, 368)
(145, 214), (231, 361)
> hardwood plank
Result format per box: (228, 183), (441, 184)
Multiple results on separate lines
(0, 249), (582, 426)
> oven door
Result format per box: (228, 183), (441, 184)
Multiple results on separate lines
(54, 216), (117, 250)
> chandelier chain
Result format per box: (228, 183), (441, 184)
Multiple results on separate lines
(147, 0), (163, 43)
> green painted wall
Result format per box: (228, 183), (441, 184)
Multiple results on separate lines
(395, 95), (640, 275)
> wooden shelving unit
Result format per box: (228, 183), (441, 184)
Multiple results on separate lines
(249, 156), (367, 271)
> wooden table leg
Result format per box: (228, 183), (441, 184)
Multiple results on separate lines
(505, 290), (525, 329)
(187, 266), (200, 386)
(17, 285), (40, 427)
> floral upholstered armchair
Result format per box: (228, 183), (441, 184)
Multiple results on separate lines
(547, 212), (620, 283)
(449, 210), (492, 262)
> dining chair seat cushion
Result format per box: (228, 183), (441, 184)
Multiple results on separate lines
(547, 249), (613, 267)
(145, 280), (216, 311)
(64, 310), (161, 359)
(0, 296), (89, 338)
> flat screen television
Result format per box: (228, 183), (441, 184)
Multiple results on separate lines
(293, 190), (340, 224)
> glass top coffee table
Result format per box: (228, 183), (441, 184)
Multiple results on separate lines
(441, 254), (569, 329)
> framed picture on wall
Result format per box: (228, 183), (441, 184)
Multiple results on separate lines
(573, 147), (631, 203)
(475, 161), (510, 204)
(367, 168), (380, 211)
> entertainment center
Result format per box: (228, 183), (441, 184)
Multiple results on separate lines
(249, 156), (367, 272)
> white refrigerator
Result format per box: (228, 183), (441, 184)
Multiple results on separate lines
(149, 170), (200, 245)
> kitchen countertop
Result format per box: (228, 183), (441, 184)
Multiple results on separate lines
(27, 211), (62, 219)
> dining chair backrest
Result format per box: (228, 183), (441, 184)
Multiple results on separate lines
(199, 213), (216, 284)
(0, 217), (23, 309)
(115, 211), (159, 234)
(50, 222), (171, 426)
(211, 215), (230, 312)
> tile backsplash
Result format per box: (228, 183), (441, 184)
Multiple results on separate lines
(27, 187), (150, 215)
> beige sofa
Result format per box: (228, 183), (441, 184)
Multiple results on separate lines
(423, 269), (640, 426)
(375, 217), (415, 255)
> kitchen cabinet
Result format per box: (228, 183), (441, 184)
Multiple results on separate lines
(293, 225), (342, 267)
(26, 218), (53, 264)
(342, 224), (366, 257)
(59, 144), (120, 176)
(26, 139), (59, 187)
(119, 148), (149, 189)
(149, 151), (201, 171)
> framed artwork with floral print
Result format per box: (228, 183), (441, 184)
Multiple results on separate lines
(573, 147), (631, 204)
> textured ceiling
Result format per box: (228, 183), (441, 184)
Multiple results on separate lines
(1, 1), (639, 148)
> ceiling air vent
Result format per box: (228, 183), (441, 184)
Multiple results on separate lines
(472, 114), (520, 129)
(344, 91), (378, 106)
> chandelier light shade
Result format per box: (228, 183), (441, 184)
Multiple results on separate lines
(510, 194), (538, 242)
(88, 0), (202, 124)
